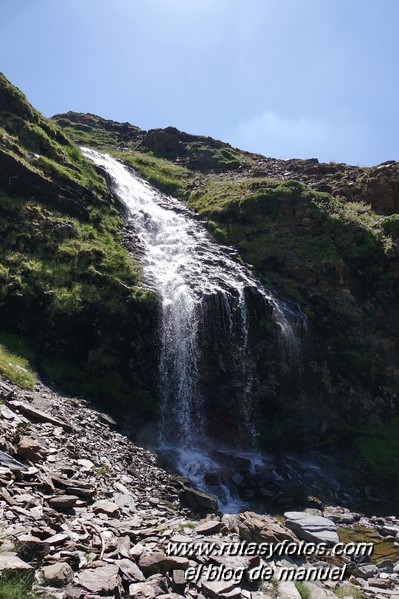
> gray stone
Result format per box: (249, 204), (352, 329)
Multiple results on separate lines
(201, 579), (237, 598)
(42, 562), (73, 587)
(76, 564), (120, 594)
(114, 492), (136, 512)
(129, 582), (157, 598)
(117, 558), (145, 582)
(92, 499), (120, 515)
(179, 485), (217, 513)
(138, 551), (189, 576)
(237, 511), (298, 544)
(171, 569), (186, 593)
(284, 511), (339, 545)
(196, 520), (223, 535)
(48, 495), (78, 509)
(0, 555), (34, 583)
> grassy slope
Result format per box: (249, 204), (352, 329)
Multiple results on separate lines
(53, 112), (399, 484)
(0, 74), (157, 413)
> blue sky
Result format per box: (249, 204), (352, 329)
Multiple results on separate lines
(1, 0), (398, 165)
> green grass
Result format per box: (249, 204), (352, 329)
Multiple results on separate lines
(0, 333), (36, 389)
(0, 572), (35, 599)
(113, 150), (194, 199)
(295, 582), (311, 599)
(0, 191), (141, 317)
(334, 584), (364, 599)
(0, 73), (107, 200)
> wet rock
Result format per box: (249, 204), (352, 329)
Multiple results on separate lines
(284, 511), (339, 544)
(178, 485), (218, 513)
(42, 562), (74, 587)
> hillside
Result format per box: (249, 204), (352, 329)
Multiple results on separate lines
(0, 73), (398, 490)
(53, 111), (399, 481)
(0, 74), (158, 416)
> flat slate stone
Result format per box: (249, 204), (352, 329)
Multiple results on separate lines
(76, 564), (120, 594)
(196, 520), (223, 535)
(284, 511), (339, 545)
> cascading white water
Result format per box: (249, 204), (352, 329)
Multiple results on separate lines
(82, 148), (304, 510)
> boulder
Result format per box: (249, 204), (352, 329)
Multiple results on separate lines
(138, 551), (189, 576)
(178, 485), (217, 513)
(117, 558), (145, 582)
(284, 511), (339, 545)
(76, 564), (120, 594)
(237, 511), (298, 544)
(16, 435), (47, 462)
(196, 519), (223, 535)
(41, 562), (73, 587)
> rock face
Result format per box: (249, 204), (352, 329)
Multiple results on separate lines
(284, 511), (339, 544)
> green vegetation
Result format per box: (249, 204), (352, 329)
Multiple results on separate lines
(0, 73), (158, 413)
(0, 335), (36, 389)
(0, 190), (141, 316)
(338, 524), (399, 565)
(295, 582), (311, 599)
(96, 465), (110, 477)
(52, 106), (399, 464)
(334, 585), (364, 599)
(0, 572), (35, 599)
(52, 113), (124, 149)
(113, 151), (194, 199)
(0, 74), (107, 199)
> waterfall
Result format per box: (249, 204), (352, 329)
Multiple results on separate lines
(82, 148), (304, 509)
